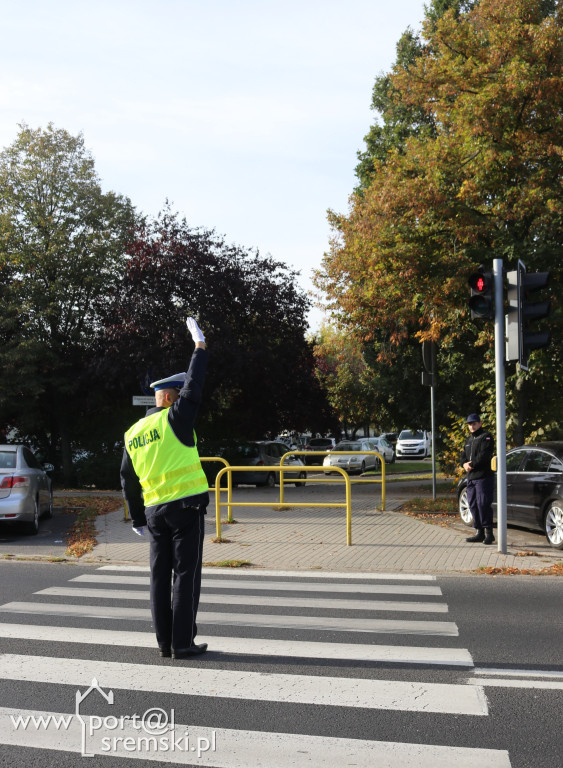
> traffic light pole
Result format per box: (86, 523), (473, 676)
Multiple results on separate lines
(493, 259), (507, 554)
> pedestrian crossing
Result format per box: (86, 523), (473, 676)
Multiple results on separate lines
(0, 566), (513, 766)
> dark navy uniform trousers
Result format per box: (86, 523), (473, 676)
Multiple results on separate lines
(146, 504), (205, 651)
(466, 476), (494, 529)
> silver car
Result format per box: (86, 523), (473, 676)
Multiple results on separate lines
(0, 445), (54, 534)
(323, 439), (381, 475)
(368, 436), (395, 464)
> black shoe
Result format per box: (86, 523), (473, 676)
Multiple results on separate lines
(483, 528), (495, 545)
(159, 647), (171, 658)
(172, 643), (208, 659)
(466, 529), (485, 543)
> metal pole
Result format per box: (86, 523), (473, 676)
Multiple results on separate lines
(431, 381), (436, 500)
(494, 259), (507, 554)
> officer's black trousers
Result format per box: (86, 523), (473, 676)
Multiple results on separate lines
(466, 476), (494, 530)
(146, 505), (206, 651)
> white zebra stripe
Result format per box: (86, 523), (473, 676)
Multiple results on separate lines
(0, 623), (474, 666)
(71, 574), (443, 595)
(0, 602), (458, 635)
(0, 706), (511, 767)
(97, 565), (438, 580)
(35, 586), (448, 613)
(0, 654), (488, 714)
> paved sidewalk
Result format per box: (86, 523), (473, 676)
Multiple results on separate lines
(87, 489), (562, 574)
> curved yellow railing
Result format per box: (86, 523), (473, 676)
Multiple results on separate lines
(280, 449), (386, 511)
(212, 464), (353, 545)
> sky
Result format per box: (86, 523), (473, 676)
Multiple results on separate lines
(2, 0), (428, 329)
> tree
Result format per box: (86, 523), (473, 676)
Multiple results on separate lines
(313, 324), (379, 437)
(0, 124), (135, 481)
(316, 0), (562, 447)
(97, 207), (336, 446)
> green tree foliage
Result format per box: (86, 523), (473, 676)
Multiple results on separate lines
(98, 207), (336, 446)
(316, 0), (562, 451)
(0, 124), (135, 481)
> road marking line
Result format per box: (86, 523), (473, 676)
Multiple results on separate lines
(35, 586), (448, 613)
(97, 565), (438, 580)
(469, 678), (563, 691)
(473, 668), (563, 679)
(72, 574), (443, 595)
(0, 706), (511, 767)
(0, 654), (487, 714)
(0, 602), (458, 635)
(0, 623), (474, 666)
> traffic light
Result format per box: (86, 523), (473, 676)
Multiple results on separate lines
(506, 260), (550, 370)
(468, 268), (494, 319)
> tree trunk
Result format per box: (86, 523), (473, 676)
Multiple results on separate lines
(58, 417), (75, 486)
(513, 367), (527, 446)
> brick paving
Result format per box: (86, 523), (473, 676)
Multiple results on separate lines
(1, 483), (559, 573)
(86, 487), (561, 574)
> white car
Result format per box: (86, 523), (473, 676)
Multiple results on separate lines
(368, 436), (395, 464)
(323, 440), (381, 475)
(396, 430), (431, 459)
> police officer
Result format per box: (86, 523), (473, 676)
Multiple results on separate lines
(120, 316), (209, 659)
(461, 413), (495, 545)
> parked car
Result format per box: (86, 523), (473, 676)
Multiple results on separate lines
(457, 442), (563, 549)
(396, 429), (431, 459)
(381, 432), (398, 450)
(323, 439), (381, 475)
(0, 445), (54, 535)
(368, 436), (395, 464)
(221, 441), (306, 488)
(304, 437), (336, 465)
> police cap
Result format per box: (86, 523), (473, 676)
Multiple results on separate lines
(150, 372), (186, 391)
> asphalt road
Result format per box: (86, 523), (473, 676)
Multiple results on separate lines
(0, 560), (561, 767)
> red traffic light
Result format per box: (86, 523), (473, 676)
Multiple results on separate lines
(468, 270), (494, 320)
(468, 273), (489, 292)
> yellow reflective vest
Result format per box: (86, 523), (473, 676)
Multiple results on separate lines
(124, 409), (208, 507)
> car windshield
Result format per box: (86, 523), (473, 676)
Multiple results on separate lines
(335, 442), (362, 452)
(231, 444), (260, 459)
(399, 430), (424, 440)
(0, 451), (17, 469)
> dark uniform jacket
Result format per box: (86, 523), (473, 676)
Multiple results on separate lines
(120, 347), (209, 528)
(460, 427), (495, 480)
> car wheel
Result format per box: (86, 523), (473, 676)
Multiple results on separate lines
(266, 472), (276, 488)
(295, 471), (306, 488)
(458, 488), (473, 526)
(26, 498), (40, 535)
(544, 501), (563, 549)
(360, 461), (366, 475)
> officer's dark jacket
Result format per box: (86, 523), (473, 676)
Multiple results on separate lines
(460, 427), (495, 480)
(120, 347), (209, 528)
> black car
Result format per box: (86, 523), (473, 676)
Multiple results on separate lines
(457, 442), (563, 549)
(217, 440), (306, 488)
(303, 437), (336, 465)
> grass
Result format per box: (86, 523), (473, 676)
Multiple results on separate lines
(400, 496), (457, 514)
(58, 495), (123, 558)
(202, 559), (252, 568)
(475, 563), (563, 576)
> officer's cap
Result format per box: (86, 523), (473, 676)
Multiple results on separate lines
(150, 372), (186, 391)
(466, 413), (481, 423)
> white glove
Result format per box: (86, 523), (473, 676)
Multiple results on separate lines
(186, 316), (205, 343)
(133, 526), (146, 536)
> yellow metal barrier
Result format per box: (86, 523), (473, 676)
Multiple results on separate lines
(200, 456), (234, 522)
(213, 464), (353, 545)
(281, 450), (386, 511)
